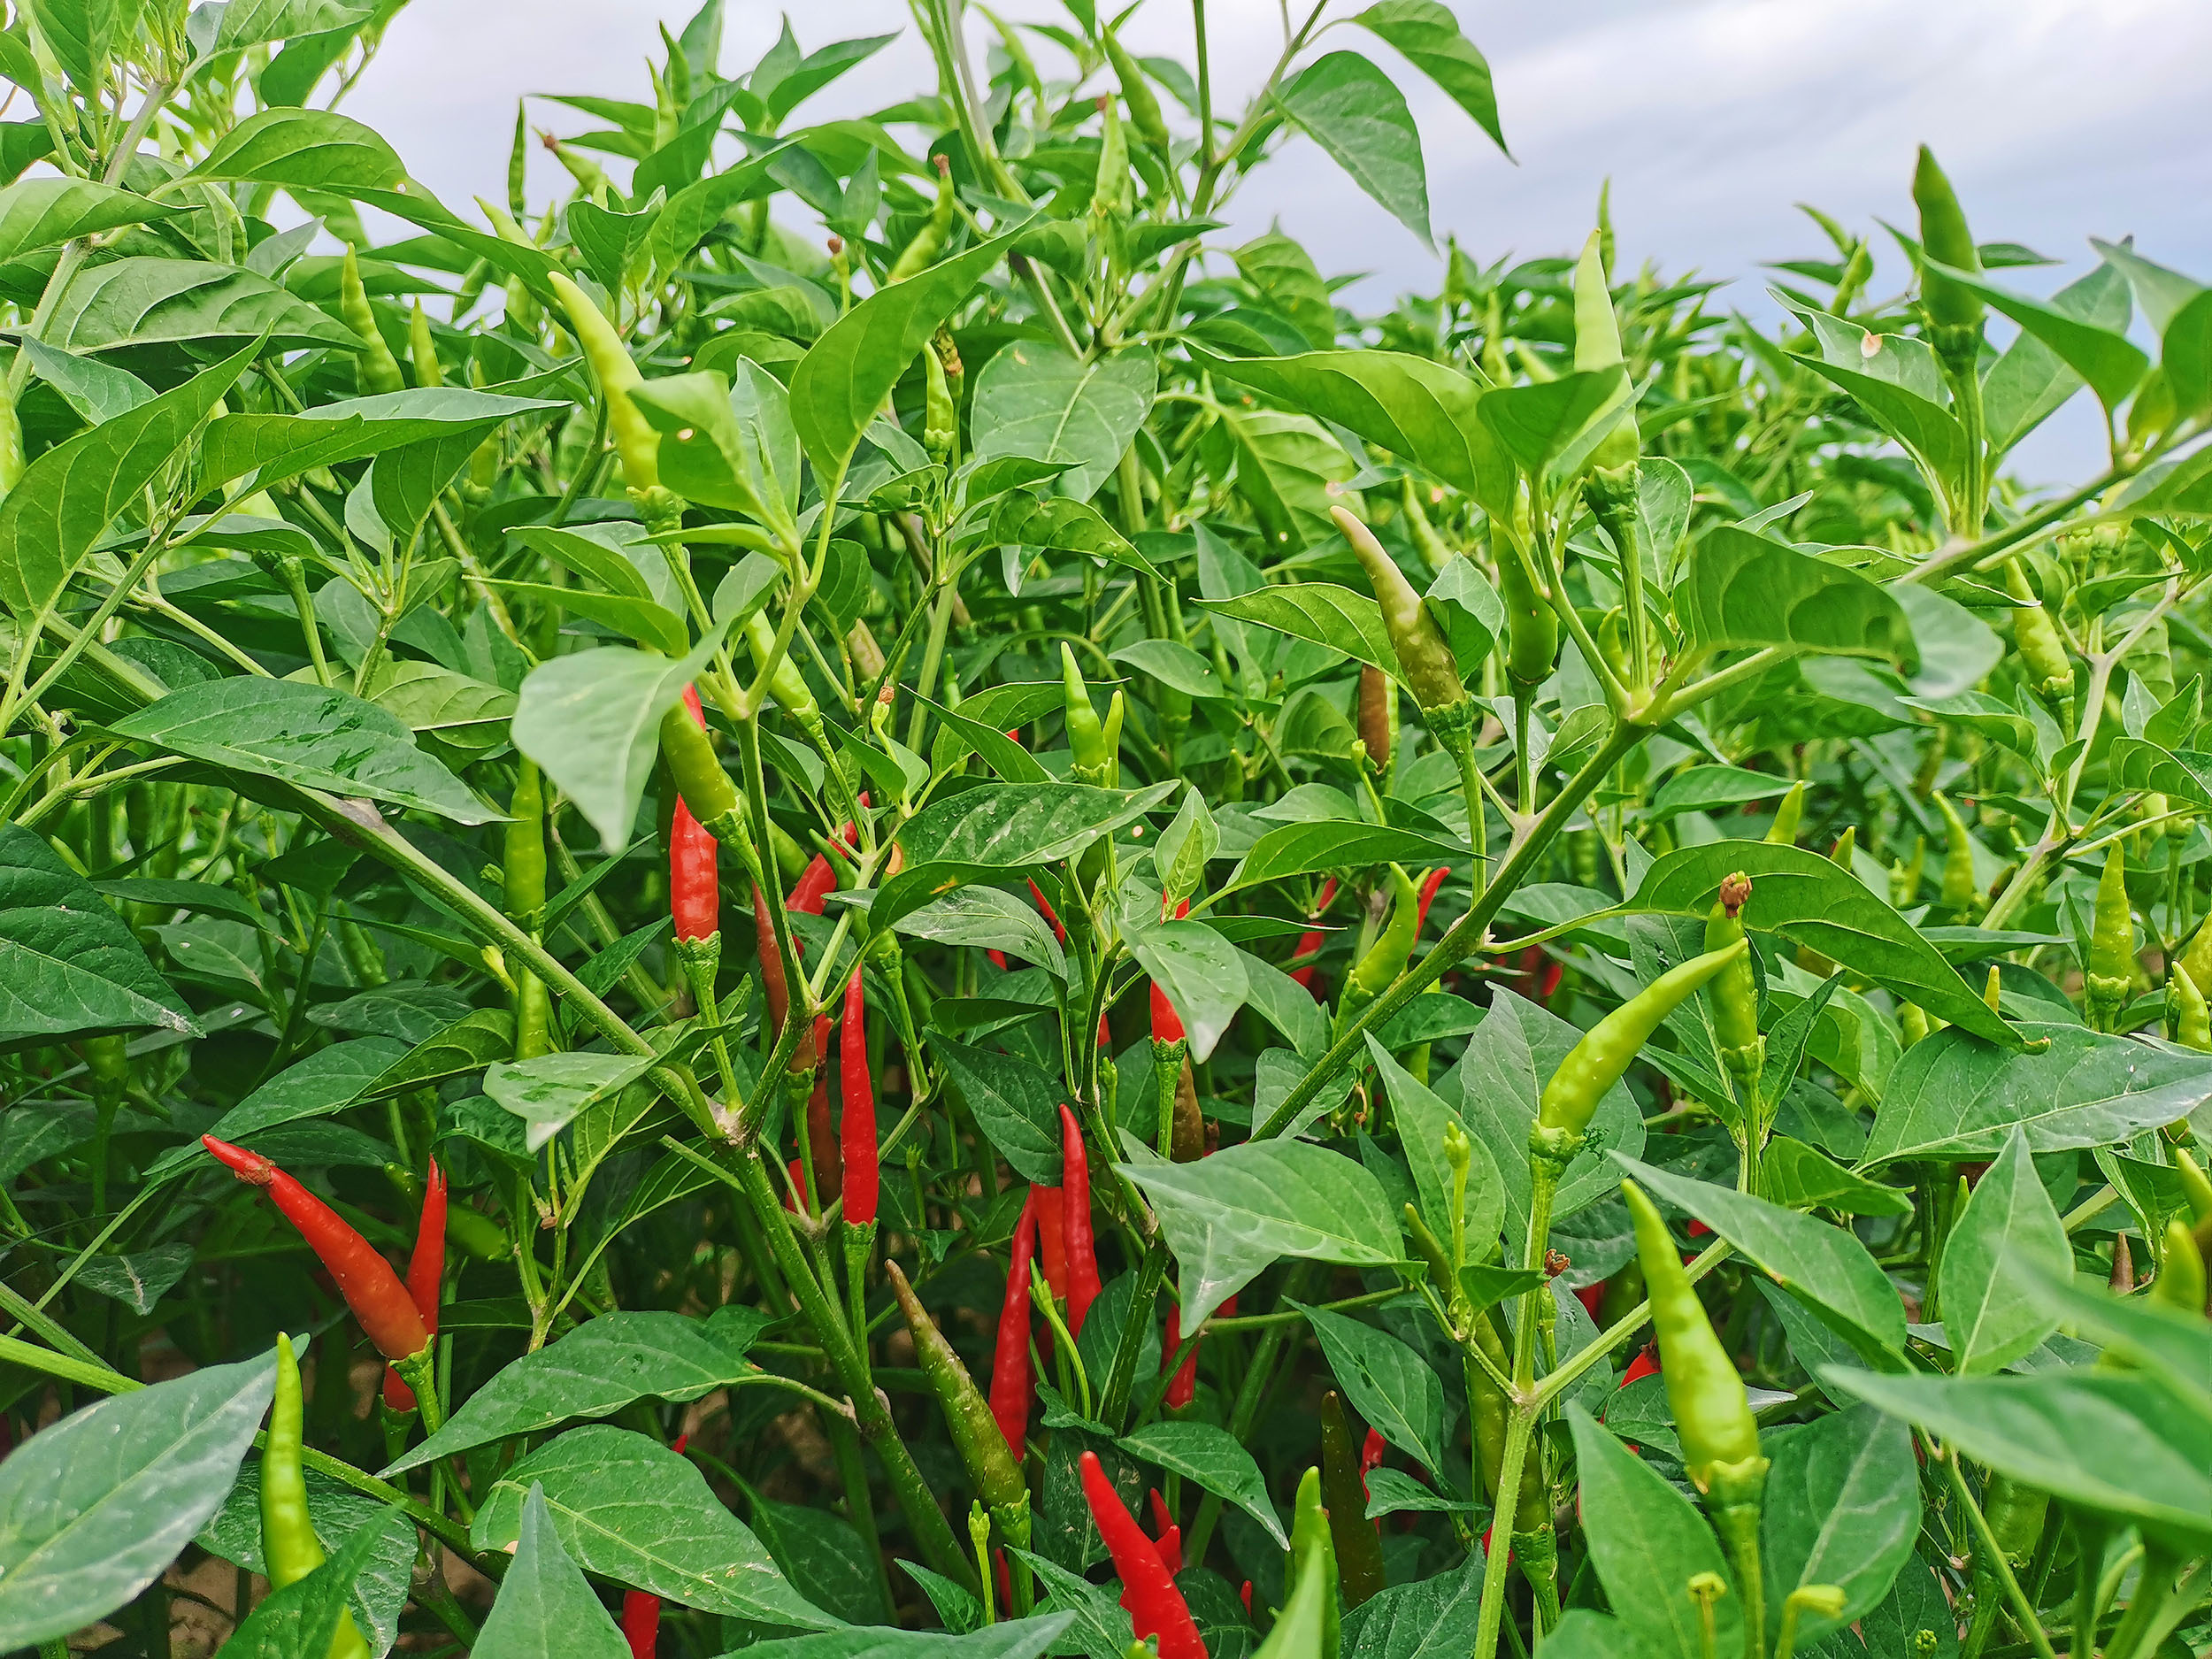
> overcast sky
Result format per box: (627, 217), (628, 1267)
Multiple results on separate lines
(343, 0), (2212, 481)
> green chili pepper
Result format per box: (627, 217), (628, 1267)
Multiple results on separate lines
(1910, 145), (1984, 341)
(2172, 1145), (2212, 1226)
(2005, 558), (2071, 700)
(1936, 795), (1978, 914)
(1336, 864), (1419, 1037)
(1571, 228), (1639, 477)
(339, 246), (405, 398)
(0, 375), (24, 498)
(1089, 94), (1129, 221)
(547, 270), (662, 499)
(1320, 1392), (1385, 1609)
(2150, 1217), (2206, 1318)
(1624, 1181), (1763, 1497)
(265, 1335), (373, 1659)
(1279, 1466), (1340, 1659)
(1332, 506), (1464, 715)
(887, 1261), (1027, 1519)
(889, 155), (956, 282)
(924, 339), (956, 462)
(1890, 833), (1926, 908)
(743, 611), (821, 726)
(1492, 523), (1557, 690)
(1535, 939), (1747, 1155)
(1765, 780), (1805, 846)
(1357, 664), (1397, 783)
(408, 301), (442, 389)
(658, 697), (749, 851)
(1061, 644), (1118, 785)
(1102, 27), (1171, 156)
(1977, 1474), (2050, 1586)
(1399, 480), (1459, 579)
(1704, 872), (1762, 1083)
(2085, 846), (2133, 1033)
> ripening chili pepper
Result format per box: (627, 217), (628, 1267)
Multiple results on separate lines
(2085, 845), (2134, 1032)
(887, 1262), (1026, 1516)
(1335, 864), (1419, 1038)
(1413, 866), (1448, 940)
(265, 1335), (372, 1659)
(2005, 558), (2072, 701)
(1705, 872), (1763, 1084)
(1148, 1490), (1184, 1577)
(1033, 1184), (1067, 1298)
(205, 1137), (428, 1362)
(1320, 1392), (1386, 1608)
(841, 968), (879, 1226)
(1059, 1104), (1102, 1335)
(1622, 1343), (1662, 1386)
(1623, 1180), (1765, 1502)
(1333, 507), (1464, 716)
(620, 1434), (687, 1659)
(548, 270), (662, 499)
(1937, 795), (1978, 914)
(339, 246), (405, 398)
(1027, 879), (1068, 943)
(990, 1193), (1038, 1459)
(1535, 941), (1747, 1150)
(1911, 145), (1984, 344)
(1150, 980), (1185, 1044)
(1764, 780), (1805, 846)
(1357, 664), (1397, 780)
(888, 153), (956, 283)
(382, 1158), (449, 1413)
(1079, 1451), (1206, 1659)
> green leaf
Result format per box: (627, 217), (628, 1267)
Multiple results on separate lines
(1116, 1420), (1286, 1548)
(1612, 1155), (1906, 1358)
(1278, 50), (1431, 246)
(1366, 1037), (1503, 1259)
(0, 824), (197, 1046)
(0, 1352), (274, 1650)
(1934, 1129), (2070, 1374)
(1197, 582), (1401, 676)
(485, 1052), (657, 1153)
(1789, 344), (1964, 479)
(1862, 1022), (2212, 1163)
(1757, 1405), (1919, 1650)
(42, 257), (360, 352)
(387, 1310), (764, 1475)
(1118, 1139), (1400, 1329)
(511, 624), (735, 853)
(1294, 1299), (1448, 1477)
(791, 219), (1031, 475)
(2161, 288), (2212, 420)
(187, 107), (405, 191)
(2021, 1262), (2212, 1409)
(1625, 841), (2009, 1046)
(1189, 345), (1509, 518)
(1567, 1406), (1741, 1659)
(1125, 916), (1248, 1062)
(197, 387), (560, 497)
(1477, 368), (1632, 478)
(1925, 260), (2148, 411)
(934, 1036), (1064, 1186)
(1679, 527), (1915, 664)
(111, 676), (498, 825)
(148, 1036), (407, 1177)
(987, 493), (1164, 581)
(969, 343), (1156, 503)
(0, 178), (180, 264)
(1351, 0), (1508, 154)
(1762, 1136), (1910, 1217)
(1647, 765), (1799, 821)
(471, 1426), (835, 1628)
(473, 1484), (631, 1659)
(1225, 820), (1466, 892)
(895, 885), (1067, 978)
(742, 1614), (1079, 1659)
(356, 1007), (514, 1102)
(218, 1507), (405, 1659)
(0, 339), (253, 624)
(1822, 1368), (2212, 1549)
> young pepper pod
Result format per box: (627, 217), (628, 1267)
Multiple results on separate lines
(2085, 845), (2134, 1032)
(408, 300), (442, 389)
(1331, 507), (1465, 716)
(1491, 522), (1557, 691)
(1102, 27), (1171, 155)
(204, 1136), (428, 1363)
(660, 694), (749, 850)
(887, 1262), (1026, 1517)
(1704, 872), (1763, 1084)
(547, 270), (662, 500)
(1534, 940), (1747, 1159)
(339, 246), (405, 398)
(1764, 780), (1805, 847)
(1336, 864), (1420, 1038)
(1911, 145), (1985, 342)
(887, 153), (956, 283)
(1936, 795), (1978, 914)
(2005, 558), (2072, 701)
(265, 1335), (372, 1659)
(1398, 479), (1460, 579)
(1060, 644), (1121, 786)
(1079, 1451), (1207, 1659)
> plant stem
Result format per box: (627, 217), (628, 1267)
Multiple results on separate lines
(1936, 1437), (2061, 1659)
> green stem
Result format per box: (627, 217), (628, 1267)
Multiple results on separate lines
(1936, 1438), (2060, 1659)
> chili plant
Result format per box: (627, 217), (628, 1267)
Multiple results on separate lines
(0, 4), (2206, 1659)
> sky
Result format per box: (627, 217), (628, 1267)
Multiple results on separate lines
(341, 0), (2212, 481)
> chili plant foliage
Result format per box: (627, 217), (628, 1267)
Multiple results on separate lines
(1, 2), (2210, 1657)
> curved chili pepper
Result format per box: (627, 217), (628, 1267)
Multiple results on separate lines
(1321, 1391), (1386, 1607)
(990, 1192), (1037, 1459)
(1102, 27), (1170, 155)
(660, 695), (747, 851)
(1621, 1343), (1661, 1386)
(840, 968), (879, 1226)
(382, 1158), (448, 1412)
(887, 1262), (1025, 1514)
(265, 1335), (371, 1659)
(2150, 1217), (2206, 1317)
(1412, 866), (1448, 941)
(1535, 939), (1747, 1149)
(1027, 879), (1068, 943)
(620, 1434), (687, 1659)
(887, 153), (956, 283)
(548, 270), (659, 494)
(1079, 1451), (1205, 1659)
(1333, 507), (1463, 715)
(2172, 1145), (2212, 1225)
(1290, 876), (1339, 995)
(2085, 845), (2134, 1032)
(2170, 963), (2210, 1052)
(204, 1136), (427, 1362)
(1058, 1104), (1102, 1335)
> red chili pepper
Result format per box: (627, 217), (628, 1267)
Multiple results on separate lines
(789, 855), (836, 916)
(1079, 1451), (1206, 1659)
(783, 1157), (804, 1212)
(669, 689), (719, 941)
(1033, 1184), (1067, 1298)
(1150, 982), (1185, 1045)
(620, 1433), (688, 1658)
(840, 968), (879, 1226)
(1161, 1302), (1200, 1408)
(1360, 1426), (1386, 1498)
(1573, 1283), (1604, 1319)
(990, 1192), (1037, 1460)
(1240, 1581), (1253, 1617)
(1538, 956), (1563, 1003)
(1027, 879), (1068, 942)
(1622, 1343), (1662, 1386)
(807, 1010), (838, 1209)
(753, 883), (789, 1040)
(1289, 876), (1339, 995)
(988, 949), (1010, 972)
(382, 1159), (449, 1410)
(203, 1135), (427, 1362)
(1059, 1104), (1102, 1335)
(1148, 1489), (1184, 1575)
(1412, 865), (1448, 939)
